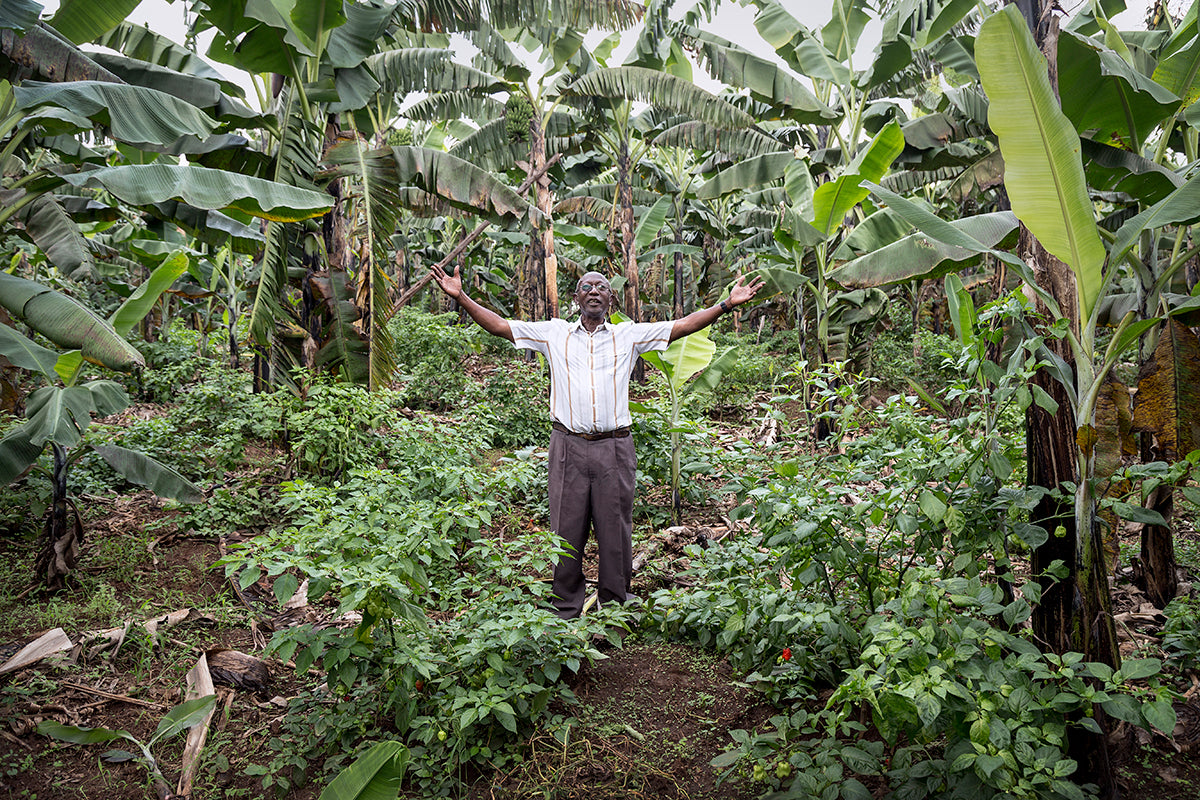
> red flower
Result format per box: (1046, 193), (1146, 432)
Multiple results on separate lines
(781, 648), (792, 662)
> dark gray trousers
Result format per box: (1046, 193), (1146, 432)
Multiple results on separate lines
(547, 428), (636, 619)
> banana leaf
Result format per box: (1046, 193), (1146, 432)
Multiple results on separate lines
(829, 211), (1018, 289)
(109, 251), (190, 337)
(317, 741), (408, 800)
(60, 164), (332, 223)
(0, 323), (58, 378)
(14, 81), (219, 150)
(0, 272), (143, 372)
(977, 5), (1105, 323)
(91, 444), (204, 503)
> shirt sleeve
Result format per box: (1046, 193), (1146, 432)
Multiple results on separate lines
(508, 319), (556, 356)
(628, 320), (675, 356)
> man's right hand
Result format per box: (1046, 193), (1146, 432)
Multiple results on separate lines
(431, 263), (462, 299)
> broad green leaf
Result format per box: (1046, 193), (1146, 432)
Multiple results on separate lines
(60, 164), (332, 223)
(1108, 501), (1168, 526)
(92, 22), (240, 93)
(565, 67), (755, 129)
(19, 193), (94, 276)
(49, 0), (141, 44)
(25, 385), (98, 447)
(1058, 31), (1179, 146)
(829, 211), (1018, 289)
(0, 0), (41, 33)
(685, 346), (737, 396)
(1119, 658), (1163, 680)
(695, 153), (795, 201)
(0, 272), (143, 372)
(919, 489), (948, 522)
(1152, 30), (1200, 109)
(1111, 171), (1200, 268)
(0, 324), (59, 378)
(1107, 318), (1161, 363)
(657, 326), (717, 393)
(652, 121), (786, 159)
(90, 444), (204, 503)
(0, 424), (42, 485)
(273, 573), (300, 605)
(1143, 699), (1177, 735)
(685, 29), (837, 122)
(945, 274), (977, 346)
(634, 196), (672, 250)
(318, 741), (408, 800)
(14, 81), (218, 149)
(149, 695), (219, 746)
(1082, 139), (1182, 207)
(84, 380), (129, 417)
(977, 6), (1105, 323)
(110, 251), (190, 336)
(38, 720), (130, 745)
(822, 0), (870, 62)
(54, 351), (83, 384)
(324, 143), (538, 226)
(812, 121), (905, 238)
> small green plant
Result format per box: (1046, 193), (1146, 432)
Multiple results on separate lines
(38, 695), (217, 797)
(283, 378), (395, 477)
(1162, 593), (1200, 673)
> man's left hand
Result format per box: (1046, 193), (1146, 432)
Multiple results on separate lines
(728, 273), (767, 307)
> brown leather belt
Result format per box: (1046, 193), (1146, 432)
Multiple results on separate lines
(552, 421), (631, 441)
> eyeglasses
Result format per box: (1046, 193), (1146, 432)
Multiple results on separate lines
(578, 282), (611, 294)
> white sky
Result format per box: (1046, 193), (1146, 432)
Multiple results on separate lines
(37, 0), (1151, 106)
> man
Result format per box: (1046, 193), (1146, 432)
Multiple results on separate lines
(430, 264), (765, 618)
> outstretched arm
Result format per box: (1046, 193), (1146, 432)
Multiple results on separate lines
(430, 264), (514, 342)
(669, 273), (767, 342)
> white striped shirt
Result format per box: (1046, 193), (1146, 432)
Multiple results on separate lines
(509, 317), (674, 433)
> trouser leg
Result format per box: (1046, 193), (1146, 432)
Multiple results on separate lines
(548, 429), (590, 618)
(592, 436), (636, 607)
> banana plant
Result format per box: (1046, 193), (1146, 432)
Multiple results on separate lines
(853, 4), (1175, 666)
(622, 305), (741, 526)
(0, 254), (204, 588)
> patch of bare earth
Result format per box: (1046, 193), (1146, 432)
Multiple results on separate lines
(472, 642), (773, 800)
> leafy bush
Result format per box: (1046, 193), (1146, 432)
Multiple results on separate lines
(135, 325), (210, 403)
(283, 379), (396, 477)
(1163, 593), (1200, 673)
(462, 357), (549, 450)
(222, 446), (618, 795)
(111, 364), (284, 483)
(390, 308), (473, 409)
(647, 537), (861, 703)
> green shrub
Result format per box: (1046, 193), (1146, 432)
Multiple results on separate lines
(869, 304), (963, 395)
(463, 357), (549, 450)
(1163, 593), (1200, 673)
(283, 379), (396, 477)
(390, 308), (473, 410)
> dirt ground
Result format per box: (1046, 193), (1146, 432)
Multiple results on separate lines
(3, 499), (1200, 799)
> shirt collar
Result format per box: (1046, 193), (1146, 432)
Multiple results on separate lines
(570, 317), (608, 334)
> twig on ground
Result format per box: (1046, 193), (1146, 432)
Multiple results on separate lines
(59, 681), (168, 711)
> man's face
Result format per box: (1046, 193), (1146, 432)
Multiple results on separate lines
(575, 276), (613, 316)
